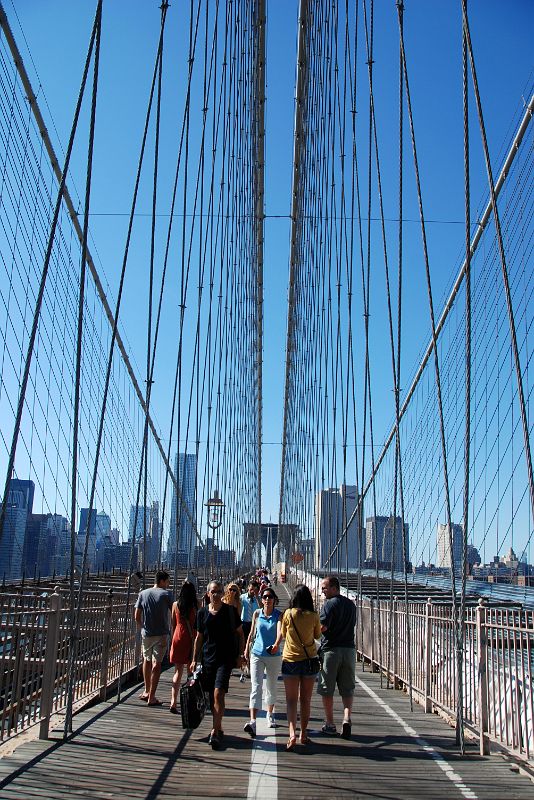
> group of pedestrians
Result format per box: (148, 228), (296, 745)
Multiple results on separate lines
(134, 569), (357, 751)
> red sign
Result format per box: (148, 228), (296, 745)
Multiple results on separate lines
(291, 552), (304, 564)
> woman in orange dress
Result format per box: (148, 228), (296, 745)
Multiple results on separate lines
(169, 580), (198, 712)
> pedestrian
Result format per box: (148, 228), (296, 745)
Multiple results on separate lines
(169, 580), (198, 713)
(243, 587), (282, 736)
(190, 580), (245, 750)
(223, 582), (242, 618)
(271, 583), (321, 750)
(240, 580), (261, 642)
(134, 569), (173, 706)
(317, 575), (357, 739)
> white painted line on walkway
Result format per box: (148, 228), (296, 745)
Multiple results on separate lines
(247, 714), (278, 800)
(355, 675), (478, 800)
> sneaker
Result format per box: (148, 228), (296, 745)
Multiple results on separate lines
(267, 713), (276, 728)
(208, 732), (221, 750)
(321, 723), (337, 735)
(243, 720), (256, 738)
(341, 720), (352, 740)
(239, 673), (246, 683)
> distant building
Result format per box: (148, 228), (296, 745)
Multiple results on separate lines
(169, 453), (197, 563)
(48, 514), (70, 576)
(0, 479), (34, 580)
(194, 536), (235, 570)
(315, 486), (362, 571)
(78, 508), (97, 570)
(471, 547), (530, 583)
(23, 512), (47, 578)
(24, 511), (70, 578)
(129, 502), (160, 570)
(95, 512), (111, 545)
(437, 522), (463, 573)
(366, 515), (409, 572)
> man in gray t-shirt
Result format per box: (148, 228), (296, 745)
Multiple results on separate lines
(317, 575), (357, 739)
(134, 570), (173, 705)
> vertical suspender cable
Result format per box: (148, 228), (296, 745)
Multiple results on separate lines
(64, 0), (102, 738)
(457, 2), (471, 752)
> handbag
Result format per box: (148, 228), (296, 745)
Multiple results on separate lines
(180, 666), (206, 729)
(289, 612), (320, 674)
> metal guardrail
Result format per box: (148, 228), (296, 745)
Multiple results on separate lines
(0, 587), (139, 742)
(356, 597), (534, 763)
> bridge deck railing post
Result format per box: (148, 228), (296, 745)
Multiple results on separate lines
(424, 598), (432, 712)
(393, 597), (399, 688)
(369, 598), (375, 668)
(39, 590), (62, 740)
(99, 590), (113, 701)
(476, 598), (489, 755)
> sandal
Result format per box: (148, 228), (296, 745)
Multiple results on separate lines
(286, 736), (297, 751)
(299, 733), (311, 745)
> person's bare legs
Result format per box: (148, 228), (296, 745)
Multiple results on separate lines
(147, 659), (162, 704)
(342, 694), (353, 723)
(212, 687), (226, 734)
(140, 658), (152, 700)
(322, 694), (335, 725)
(283, 676), (299, 744)
(170, 664), (184, 708)
(299, 676), (316, 742)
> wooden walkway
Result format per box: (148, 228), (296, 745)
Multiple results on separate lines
(0, 664), (532, 799)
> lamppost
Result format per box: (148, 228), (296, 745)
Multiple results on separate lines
(205, 490), (224, 578)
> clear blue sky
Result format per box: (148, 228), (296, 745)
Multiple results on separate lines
(6, 0), (533, 565)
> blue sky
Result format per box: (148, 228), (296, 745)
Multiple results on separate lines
(4, 0), (533, 564)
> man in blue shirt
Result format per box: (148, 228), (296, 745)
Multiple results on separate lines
(240, 580), (261, 640)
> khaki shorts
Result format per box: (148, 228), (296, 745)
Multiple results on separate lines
(142, 634), (168, 663)
(317, 646), (356, 697)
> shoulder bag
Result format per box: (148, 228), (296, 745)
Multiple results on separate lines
(289, 611), (320, 675)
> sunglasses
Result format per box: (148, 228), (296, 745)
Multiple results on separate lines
(210, 589), (222, 595)
(230, 588), (239, 593)
(262, 595), (275, 600)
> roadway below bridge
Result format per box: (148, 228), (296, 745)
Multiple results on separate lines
(0, 584), (532, 799)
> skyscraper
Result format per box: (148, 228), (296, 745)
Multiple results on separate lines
(366, 515), (409, 572)
(0, 479), (34, 580)
(314, 485), (362, 571)
(437, 522), (463, 573)
(129, 501), (160, 569)
(169, 453), (197, 563)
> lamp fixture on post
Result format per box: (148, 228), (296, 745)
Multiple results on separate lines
(205, 489), (224, 531)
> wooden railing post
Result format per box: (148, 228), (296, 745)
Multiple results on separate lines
(424, 597), (432, 712)
(99, 590), (113, 701)
(39, 590), (62, 740)
(476, 598), (489, 755)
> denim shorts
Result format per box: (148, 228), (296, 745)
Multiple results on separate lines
(281, 657), (320, 677)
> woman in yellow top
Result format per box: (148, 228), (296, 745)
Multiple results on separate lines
(271, 584), (321, 750)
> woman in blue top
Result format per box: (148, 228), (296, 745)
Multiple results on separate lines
(243, 587), (282, 736)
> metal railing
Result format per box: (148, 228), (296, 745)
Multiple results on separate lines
(356, 596), (534, 763)
(0, 586), (139, 742)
